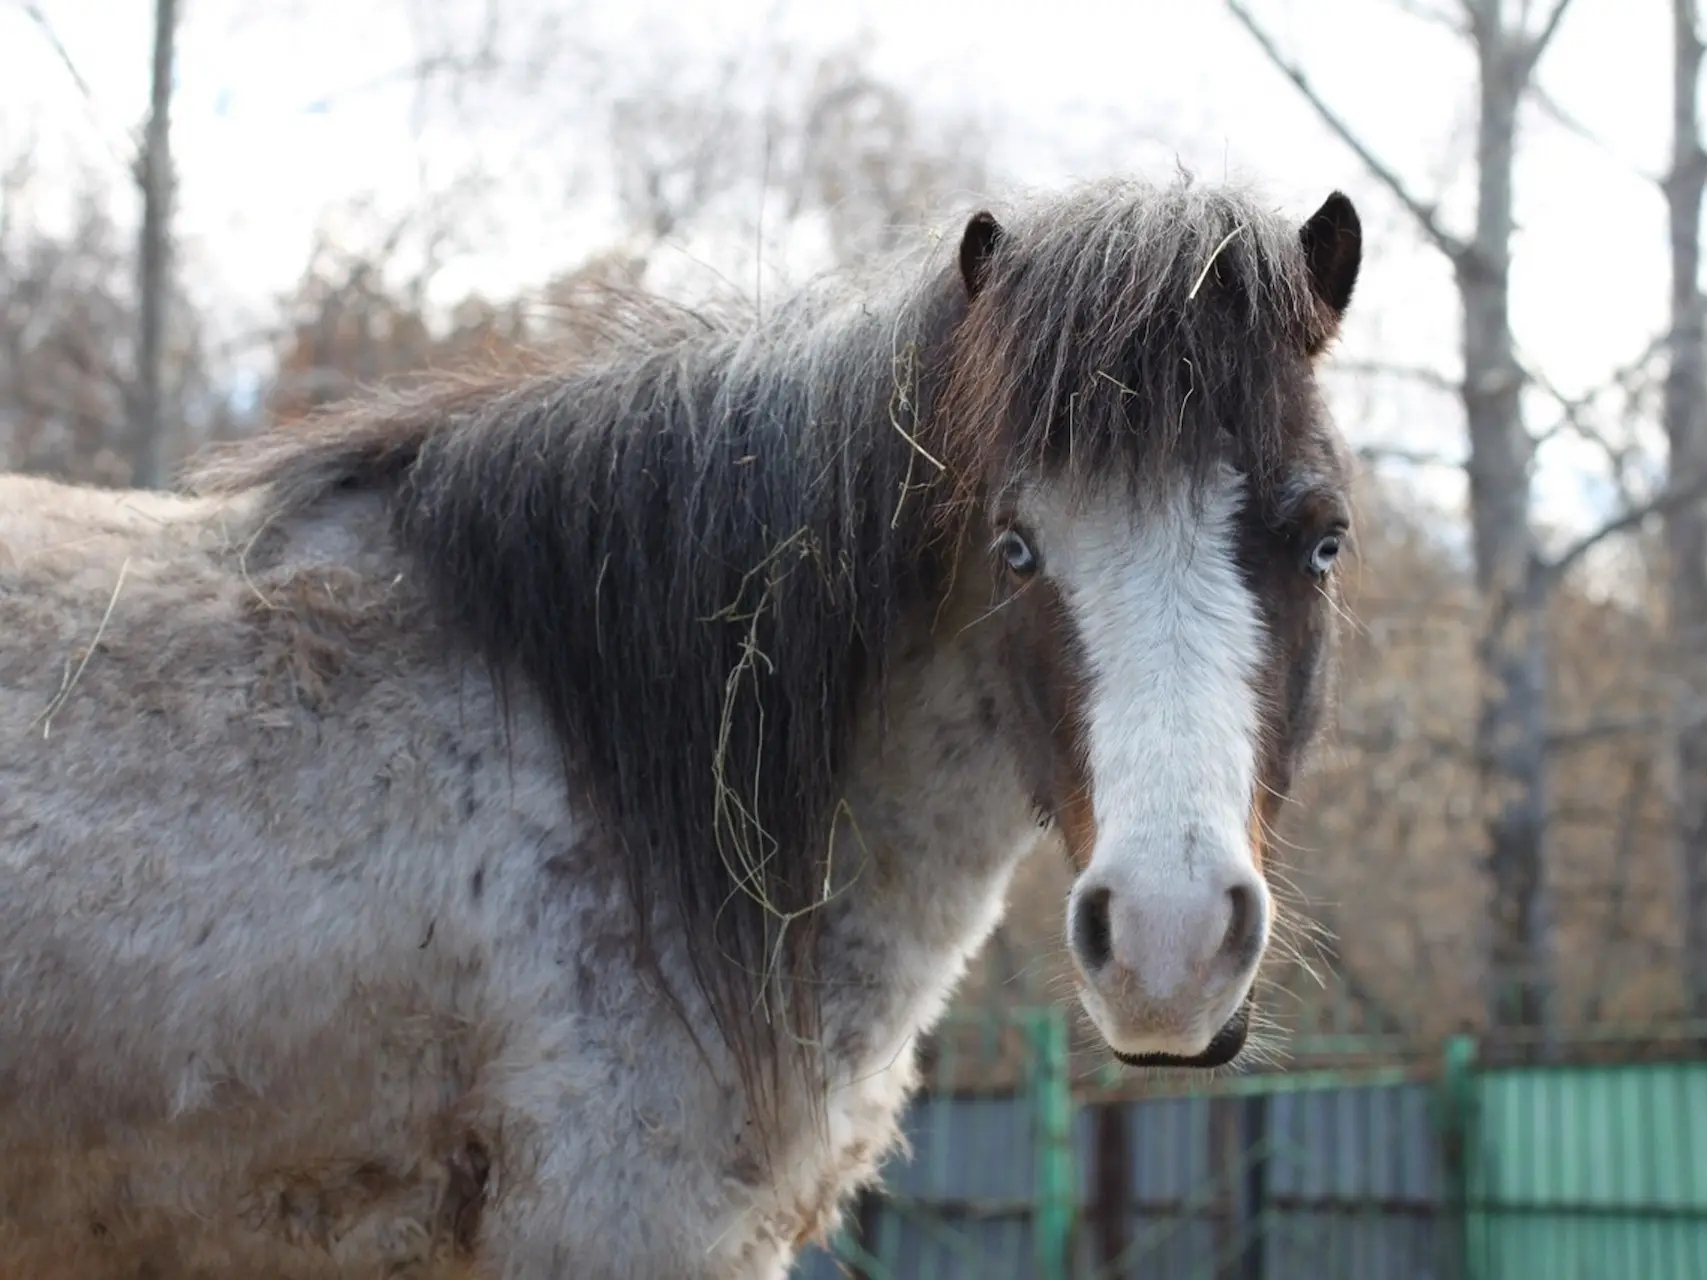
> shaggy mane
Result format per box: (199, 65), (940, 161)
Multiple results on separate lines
(189, 172), (1332, 1132)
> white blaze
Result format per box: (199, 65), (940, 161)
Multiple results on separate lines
(1024, 464), (1269, 1053)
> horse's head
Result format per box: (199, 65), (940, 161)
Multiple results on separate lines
(942, 182), (1361, 1067)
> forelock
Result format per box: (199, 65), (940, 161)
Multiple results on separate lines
(941, 173), (1332, 511)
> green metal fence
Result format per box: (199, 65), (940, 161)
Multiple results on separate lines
(796, 1010), (1707, 1280)
(1460, 1049), (1707, 1279)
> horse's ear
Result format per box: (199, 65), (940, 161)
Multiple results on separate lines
(1299, 191), (1361, 321)
(959, 210), (1006, 299)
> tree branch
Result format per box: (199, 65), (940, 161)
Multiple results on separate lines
(1224, 1), (1468, 262)
(1547, 716), (1668, 751)
(1530, 84), (1658, 183)
(1355, 443), (1467, 470)
(1524, 0), (1578, 73)
(1524, 330), (1669, 503)
(19, 2), (132, 170)
(1546, 701), (1707, 751)
(1335, 727), (1474, 762)
(1391, 0), (1470, 36)
(296, 54), (502, 114)
(1540, 478), (1707, 586)
(1332, 358), (1461, 395)
(21, 4), (97, 109)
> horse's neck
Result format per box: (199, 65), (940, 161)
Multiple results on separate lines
(813, 608), (1043, 1077)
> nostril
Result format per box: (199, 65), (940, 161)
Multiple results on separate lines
(1223, 884), (1264, 969)
(1073, 887), (1113, 971)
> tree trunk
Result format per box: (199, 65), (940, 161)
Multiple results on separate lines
(1225, 0), (1566, 1035)
(1460, 14), (1553, 1034)
(132, 0), (177, 490)
(1665, 0), (1707, 1018)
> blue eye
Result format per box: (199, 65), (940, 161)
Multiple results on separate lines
(1305, 532), (1343, 578)
(997, 528), (1038, 578)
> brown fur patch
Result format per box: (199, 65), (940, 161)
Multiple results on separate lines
(992, 577), (1097, 868)
(1056, 784), (1099, 872)
(245, 566), (420, 715)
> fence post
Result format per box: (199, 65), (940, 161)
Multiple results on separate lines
(1088, 1100), (1132, 1275)
(1238, 1093), (1269, 1280)
(1029, 1007), (1076, 1280)
(1438, 1033), (1478, 1280)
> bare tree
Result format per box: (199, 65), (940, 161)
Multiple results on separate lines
(593, 38), (990, 290)
(0, 162), (231, 485)
(132, 0), (178, 488)
(1665, 0), (1707, 1016)
(768, 44), (993, 263)
(0, 177), (132, 484)
(262, 217), (544, 425)
(1227, 0), (1578, 1031)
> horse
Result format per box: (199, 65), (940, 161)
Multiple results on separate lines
(0, 172), (1361, 1279)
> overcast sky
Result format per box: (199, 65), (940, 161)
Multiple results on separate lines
(0, 0), (1681, 533)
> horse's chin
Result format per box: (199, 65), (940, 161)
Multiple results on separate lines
(1110, 1000), (1251, 1070)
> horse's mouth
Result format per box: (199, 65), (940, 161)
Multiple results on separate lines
(1111, 999), (1250, 1070)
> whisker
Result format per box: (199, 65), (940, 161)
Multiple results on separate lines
(1315, 579), (1369, 636)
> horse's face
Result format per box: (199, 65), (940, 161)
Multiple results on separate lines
(954, 192), (1360, 1067)
(989, 458), (1349, 1067)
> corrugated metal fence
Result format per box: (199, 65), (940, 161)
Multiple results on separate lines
(1464, 1055), (1707, 1279)
(794, 1012), (1707, 1280)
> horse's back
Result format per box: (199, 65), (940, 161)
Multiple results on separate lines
(0, 470), (223, 545)
(0, 470), (267, 885)
(0, 470), (549, 1277)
